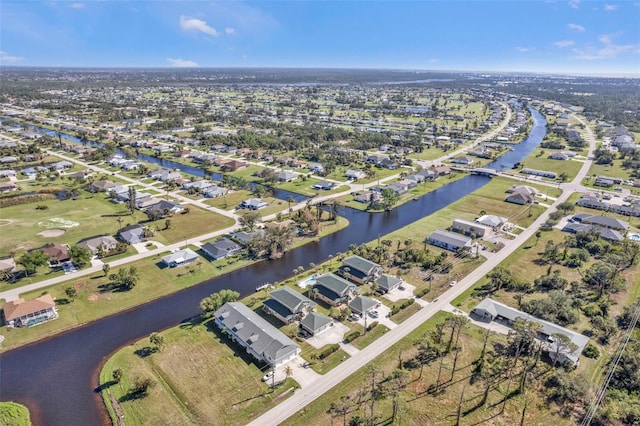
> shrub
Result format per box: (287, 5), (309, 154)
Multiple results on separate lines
(344, 330), (361, 343)
(367, 321), (379, 332)
(582, 343), (600, 359)
(390, 305), (400, 316)
(319, 343), (340, 359)
(415, 288), (430, 298)
(400, 298), (415, 309)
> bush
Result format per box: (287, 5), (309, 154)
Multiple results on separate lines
(415, 288), (430, 298)
(390, 305), (400, 316)
(367, 321), (379, 332)
(400, 298), (415, 309)
(582, 343), (600, 359)
(319, 343), (340, 359)
(344, 330), (361, 343)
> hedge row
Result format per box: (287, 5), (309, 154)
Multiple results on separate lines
(319, 343), (340, 359)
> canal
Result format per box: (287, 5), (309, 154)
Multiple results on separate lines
(0, 107), (545, 425)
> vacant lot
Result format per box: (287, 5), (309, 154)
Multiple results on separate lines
(100, 319), (297, 425)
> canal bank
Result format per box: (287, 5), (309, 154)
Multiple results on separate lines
(0, 107), (546, 425)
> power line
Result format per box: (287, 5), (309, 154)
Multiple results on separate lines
(581, 300), (640, 425)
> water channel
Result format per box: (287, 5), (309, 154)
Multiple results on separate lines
(0, 107), (545, 425)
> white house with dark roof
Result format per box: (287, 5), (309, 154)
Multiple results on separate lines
(214, 302), (301, 367)
(375, 274), (403, 294)
(428, 229), (472, 252)
(348, 295), (379, 315)
(471, 298), (589, 366)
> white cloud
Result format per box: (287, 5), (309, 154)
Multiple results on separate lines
(428, 58), (439, 63)
(568, 0), (580, 8)
(166, 58), (199, 67)
(554, 40), (575, 48)
(0, 51), (25, 63)
(571, 33), (640, 60)
(179, 16), (219, 37)
(604, 4), (618, 11)
(568, 23), (585, 32)
(225, 27), (235, 35)
(515, 46), (535, 53)
(71, 2), (85, 9)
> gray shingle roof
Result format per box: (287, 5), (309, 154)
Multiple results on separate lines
(299, 312), (332, 334)
(428, 229), (472, 249)
(214, 302), (299, 365)
(342, 255), (380, 275)
(269, 286), (316, 312)
(314, 273), (357, 297)
(348, 296), (378, 315)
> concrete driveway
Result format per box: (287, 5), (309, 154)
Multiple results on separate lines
(283, 356), (321, 388)
(383, 283), (415, 302)
(305, 322), (349, 349)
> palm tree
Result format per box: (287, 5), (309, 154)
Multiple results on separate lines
(284, 365), (293, 382)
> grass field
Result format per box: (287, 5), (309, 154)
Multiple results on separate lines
(100, 318), (298, 425)
(0, 190), (148, 257)
(519, 148), (584, 181)
(0, 402), (31, 426)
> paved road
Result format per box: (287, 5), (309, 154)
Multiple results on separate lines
(247, 114), (598, 426)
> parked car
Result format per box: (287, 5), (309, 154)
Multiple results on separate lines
(262, 371), (274, 382)
(350, 313), (361, 321)
(449, 280), (458, 287)
(368, 310), (379, 319)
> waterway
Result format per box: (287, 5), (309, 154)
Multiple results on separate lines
(0, 107), (545, 425)
(13, 123), (308, 203)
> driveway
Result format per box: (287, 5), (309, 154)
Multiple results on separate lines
(282, 356), (321, 388)
(305, 322), (349, 349)
(383, 283), (415, 302)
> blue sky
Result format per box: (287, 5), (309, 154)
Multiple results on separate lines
(1, 1), (639, 75)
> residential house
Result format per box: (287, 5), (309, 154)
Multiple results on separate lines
(161, 248), (199, 268)
(345, 169), (366, 180)
(450, 156), (473, 165)
(309, 163), (325, 174)
(299, 312), (333, 336)
(561, 223), (624, 242)
(572, 213), (629, 231)
(77, 235), (118, 255)
(229, 230), (264, 245)
(117, 224), (147, 245)
(201, 238), (242, 260)
(146, 200), (183, 217)
(183, 180), (214, 192)
(214, 302), (301, 367)
(88, 180), (118, 193)
(2, 294), (58, 328)
(576, 194), (609, 211)
(312, 181), (335, 191)
(548, 152), (568, 161)
(471, 298), (588, 366)
(505, 185), (537, 205)
(310, 273), (359, 306)
(0, 182), (18, 193)
(238, 198), (268, 210)
(520, 168), (557, 179)
(452, 219), (489, 238)
(262, 286), (316, 324)
(430, 165), (451, 177)
(0, 257), (17, 275)
(340, 255), (383, 285)
(202, 185), (228, 198)
(219, 160), (247, 172)
(348, 295), (379, 316)
(41, 243), (70, 267)
(594, 176), (622, 188)
(277, 171), (298, 182)
(354, 191), (381, 204)
(428, 229), (473, 252)
(476, 214), (508, 229)
(375, 274), (403, 294)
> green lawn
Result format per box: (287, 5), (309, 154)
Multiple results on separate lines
(0, 190), (148, 257)
(145, 206), (235, 245)
(519, 148), (584, 181)
(0, 402), (31, 426)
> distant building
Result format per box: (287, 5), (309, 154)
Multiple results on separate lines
(161, 248), (199, 268)
(451, 219), (489, 238)
(428, 229), (472, 252)
(2, 294), (58, 328)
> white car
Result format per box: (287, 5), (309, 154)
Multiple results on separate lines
(449, 280), (458, 287)
(262, 371), (274, 382)
(368, 310), (379, 319)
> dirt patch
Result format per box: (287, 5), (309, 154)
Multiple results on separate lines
(38, 228), (66, 238)
(88, 294), (100, 302)
(0, 219), (12, 226)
